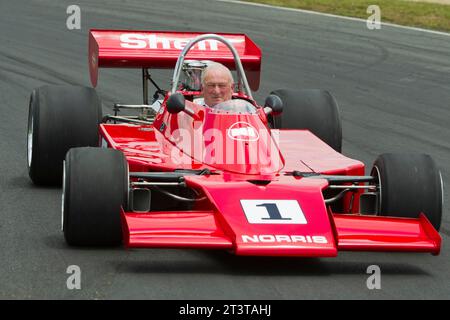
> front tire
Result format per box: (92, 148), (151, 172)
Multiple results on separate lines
(63, 147), (128, 246)
(372, 153), (443, 230)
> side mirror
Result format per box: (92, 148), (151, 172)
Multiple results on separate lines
(166, 93), (186, 114)
(264, 95), (283, 115)
(166, 92), (197, 118)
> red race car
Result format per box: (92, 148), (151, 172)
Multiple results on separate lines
(27, 30), (443, 257)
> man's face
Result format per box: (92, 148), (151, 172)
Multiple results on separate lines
(202, 69), (234, 107)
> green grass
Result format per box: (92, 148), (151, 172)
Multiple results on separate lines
(244, 0), (450, 32)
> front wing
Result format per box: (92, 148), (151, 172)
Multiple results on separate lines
(121, 176), (441, 257)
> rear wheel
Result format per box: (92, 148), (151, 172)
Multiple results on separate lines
(27, 85), (102, 185)
(372, 153), (443, 230)
(270, 89), (342, 152)
(62, 147), (128, 246)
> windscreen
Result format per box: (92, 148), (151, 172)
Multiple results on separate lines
(208, 99), (257, 114)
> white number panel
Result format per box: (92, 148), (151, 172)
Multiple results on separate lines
(240, 200), (307, 224)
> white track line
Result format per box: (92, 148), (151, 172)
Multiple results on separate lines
(217, 0), (450, 37)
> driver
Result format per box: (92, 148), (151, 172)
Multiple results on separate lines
(201, 62), (234, 107)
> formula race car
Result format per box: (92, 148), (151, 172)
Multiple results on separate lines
(27, 30), (443, 256)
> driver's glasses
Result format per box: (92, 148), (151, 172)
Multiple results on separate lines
(205, 82), (230, 91)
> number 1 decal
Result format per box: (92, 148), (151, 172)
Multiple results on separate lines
(257, 203), (291, 220)
(240, 200), (307, 224)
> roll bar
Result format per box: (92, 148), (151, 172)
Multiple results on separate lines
(170, 34), (253, 99)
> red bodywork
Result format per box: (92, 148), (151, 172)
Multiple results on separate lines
(93, 30), (441, 256)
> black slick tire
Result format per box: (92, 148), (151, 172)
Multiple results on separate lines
(27, 85), (102, 185)
(372, 153), (443, 230)
(62, 147), (128, 246)
(270, 89), (342, 152)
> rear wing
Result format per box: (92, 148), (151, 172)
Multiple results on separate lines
(89, 30), (262, 91)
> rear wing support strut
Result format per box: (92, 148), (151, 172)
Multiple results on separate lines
(142, 68), (149, 105)
(142, 68), (166, 105)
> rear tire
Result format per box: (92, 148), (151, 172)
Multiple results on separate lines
(62, 147), (128, 246)
(27, 85), (102, 186)
(372, 153), (443, 230)
(270, 89), (342, 152)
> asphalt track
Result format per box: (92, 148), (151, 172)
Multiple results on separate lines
(0, 0), (449, 299)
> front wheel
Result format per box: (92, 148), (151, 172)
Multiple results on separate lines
(371, 153), (443, 230)
(62, 147), (128, 246)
